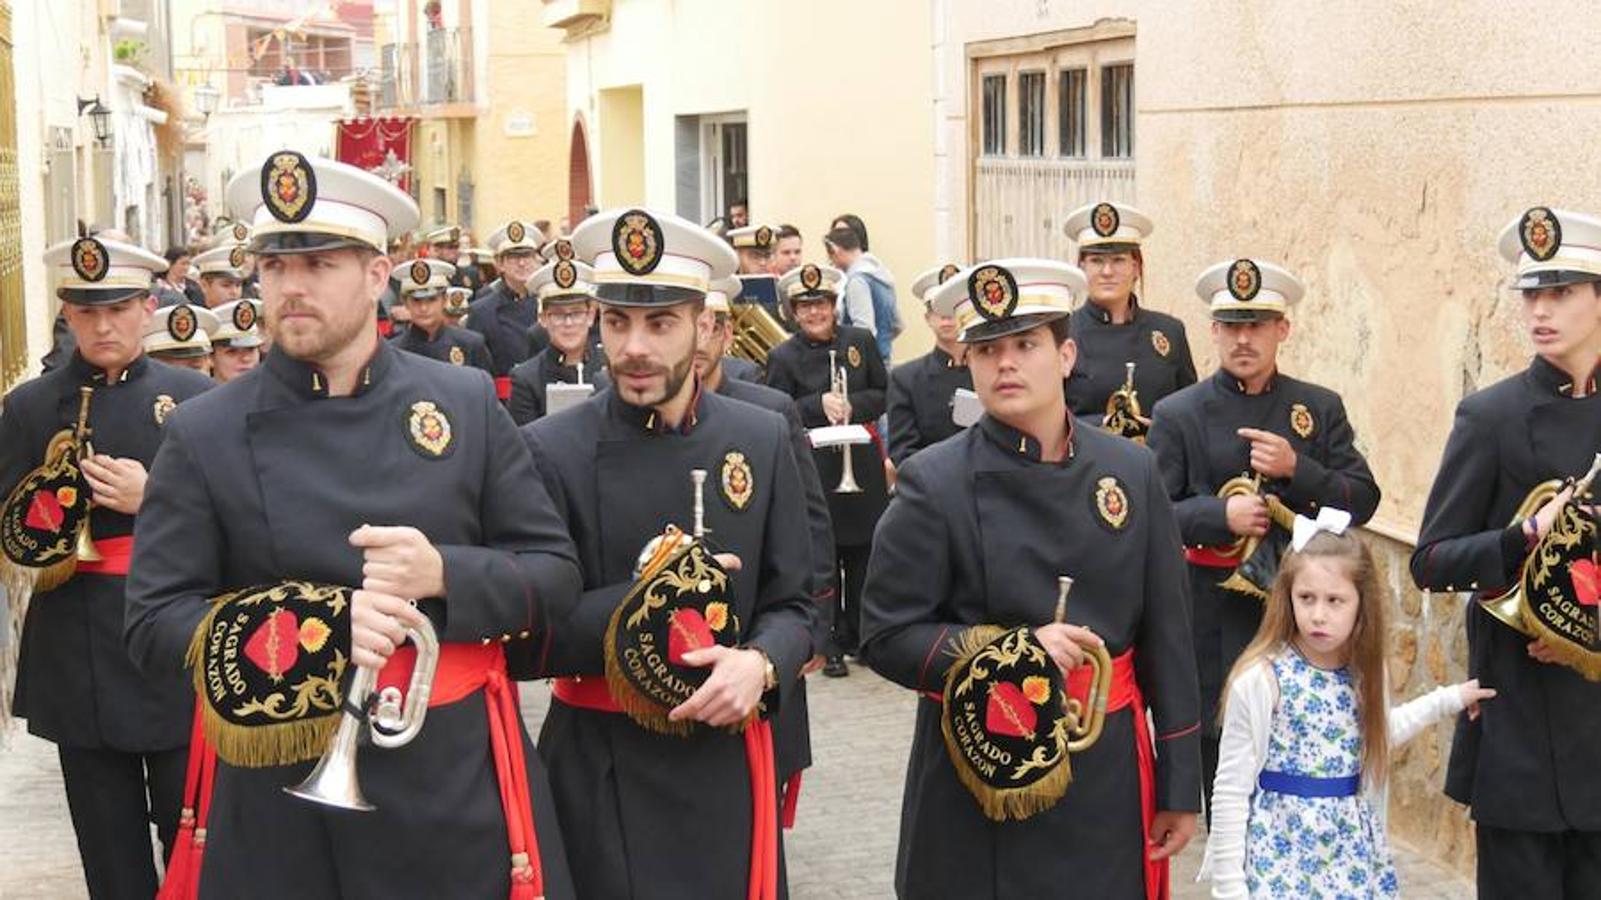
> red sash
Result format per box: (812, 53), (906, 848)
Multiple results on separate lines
(552, 676), (780, 900)
(1182, 546), (1237, 569)
(494, 376), (513, 401)
(161, 643), (544, 900)
(920, 648), (1165, 900)
(74, 535), (135, 576)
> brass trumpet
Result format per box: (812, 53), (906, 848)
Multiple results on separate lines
(1480, 452), (1601, 634)
(71, 387), (102, 563)
(1102, 362), (1147, 442)
(285, 614), (440, 812)
(1215, 472), (1296, 601)
(633, 469), (709, 578)
(829, 350), (863, 494)
(1053, 576), (1111, 752)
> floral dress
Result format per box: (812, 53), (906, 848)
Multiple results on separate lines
(1243, 650), (1398, 899)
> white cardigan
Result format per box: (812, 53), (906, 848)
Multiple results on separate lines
(1198, 654), (1467, 899)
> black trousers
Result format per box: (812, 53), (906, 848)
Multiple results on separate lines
(1477, 824), (1601, 899)
(827, 543), (872, 656)
(57, 745), (187, 900)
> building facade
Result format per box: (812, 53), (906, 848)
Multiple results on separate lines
(544, 0), (938, 359)
(937, 0), (1601, 873)
(374, 0), (569, 244)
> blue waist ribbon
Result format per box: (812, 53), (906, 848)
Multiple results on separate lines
(1257, 769), (1360, 798)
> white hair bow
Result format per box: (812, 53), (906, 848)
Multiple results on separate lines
(1291, 507), (1353, 552)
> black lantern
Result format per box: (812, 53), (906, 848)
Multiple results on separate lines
(77, 96), (112, 144)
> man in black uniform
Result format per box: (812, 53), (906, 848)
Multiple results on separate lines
(124, 152), (580, 899)
(862, 258), (1200, 899)
(519, 207), (816, 899)
(1061, 202), (1197, 438)
(766, 263), (889, 677)
(1412, 206), (1601, 899)
(425, 224), (483, 293)
(391, 257), (494, 372)
(208, 299), (265, 384)
(1147, 257), (1380, 818)
(0, 235), (213, 899)
(144, 303), (219, 377)
(887, 263), (974, 465)
(190, 242), (248, 310)
(467, 219), (547, 399)
(507, 258), (609, 425)
(699, 273), (834, 827)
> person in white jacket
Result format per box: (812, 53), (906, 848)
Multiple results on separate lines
(1200, 508), (1495, 898)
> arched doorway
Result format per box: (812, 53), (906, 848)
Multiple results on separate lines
(567, 120), (593, 231)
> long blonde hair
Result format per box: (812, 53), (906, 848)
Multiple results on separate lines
(1222, 530), (1392, 788)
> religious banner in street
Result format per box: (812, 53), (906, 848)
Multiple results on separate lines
(335, 117), (415, 192)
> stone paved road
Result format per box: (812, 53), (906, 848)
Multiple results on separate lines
(0, 667), (1474, 898)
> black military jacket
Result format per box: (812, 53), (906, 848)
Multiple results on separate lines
(1, 353), (213, 749)
(886, 344), (972, 465)
(392, 322), (494, 373)
(506, 344), (610, 426)
(464, 280), (539, 376)
(1065, 300), (1196, 423)
(715, 374), (835, 781)
(1412, 357), (1601, 831)
(1148, 368), (1380, 727)
(764, 324), (889, 546)
(861, 416), (1200, 899)
(519, 386), (816, 899)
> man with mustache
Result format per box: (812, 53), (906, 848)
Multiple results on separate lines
(1147, 258), (1380, 821)
(519, 207), (816, 899)
(1412, 207), (1601, 899)
(125, 152), (581, 898)
(0, 236), (213, 899)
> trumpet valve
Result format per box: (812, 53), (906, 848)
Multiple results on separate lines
(372, 686), (405, 734)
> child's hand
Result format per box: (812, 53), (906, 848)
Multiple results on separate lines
(1527, 638), (1561, 665)
(1458, 678), (1497, 720)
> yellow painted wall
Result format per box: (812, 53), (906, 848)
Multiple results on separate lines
(471, 1), (569, 239)
(557, 0), (936, 360)
(597, 85), (645, 207)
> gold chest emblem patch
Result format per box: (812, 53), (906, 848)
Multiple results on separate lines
(847, 345), (862, 368)
(1150, 330), (1171, 357)
(153, 394), (176, 426)
(407, 401), (453, 457)
(1290, 403), (1315, 440)
(1094, 476), (1129, 531)
(448, 345), (465, 366)
(721, 450), (754, 511)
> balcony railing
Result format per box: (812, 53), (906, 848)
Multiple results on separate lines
(376, 28), (475, 111)
(973, 157), (1135, 260)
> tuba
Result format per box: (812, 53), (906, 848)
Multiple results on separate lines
(1479, 453), (1601, 640)
(1214, 472), (1297, 601)
(284, 615), (440, 812)
(1102, 362), (1148, 443)
(829, 350), (863, 494)
(729, 302), (789, 368)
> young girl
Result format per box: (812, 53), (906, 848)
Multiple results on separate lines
(1200, 509), (1496, 898)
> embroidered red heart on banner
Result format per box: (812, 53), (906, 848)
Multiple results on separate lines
(986, 681), (1038, 739)
(667, 608), (714, 666)
(243, 607), (301, 682)
(24, 490), (63, 533)
(1570, 557), (1601, 607)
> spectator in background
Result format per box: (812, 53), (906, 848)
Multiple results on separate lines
(728, 198), (749, 229)
(824, 225), (902, 363)
(769, 223), (803, 277)
(156, 246), (205, 307)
